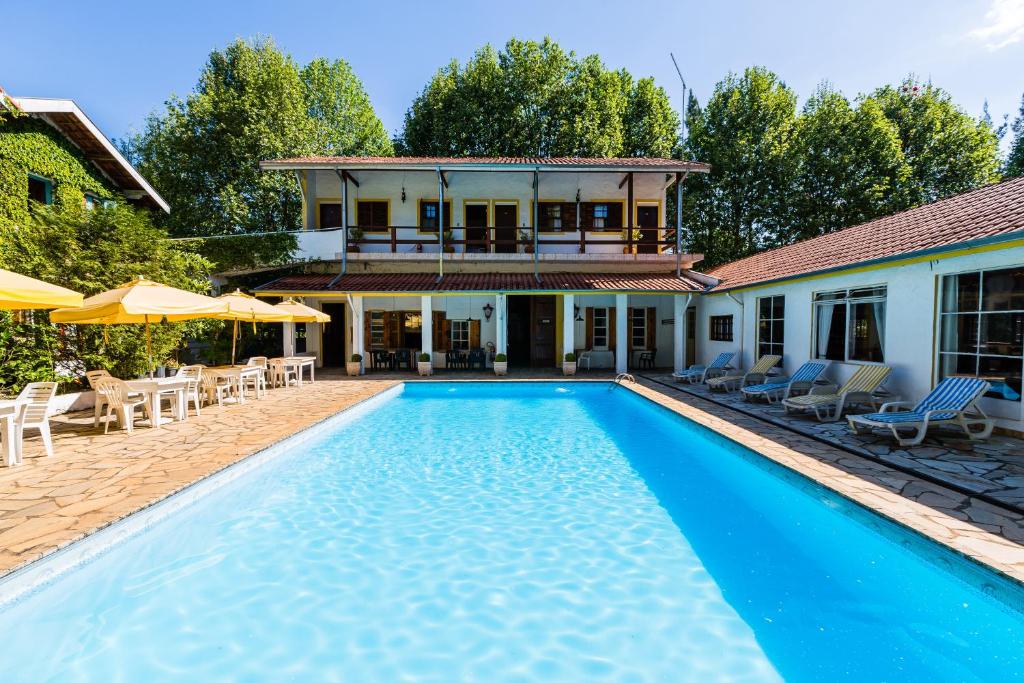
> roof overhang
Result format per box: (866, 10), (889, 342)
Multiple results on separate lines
(260, 158), (710, 175)
(13, 97), (170, 213)
(255, 272), (706, 297)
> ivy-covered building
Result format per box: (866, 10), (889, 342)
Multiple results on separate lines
(0, 88), (168, 223)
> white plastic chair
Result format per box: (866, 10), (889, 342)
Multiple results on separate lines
(93, 378), (149, 434)
(200, 370), (235, 408)
(245, 357), (268, 398)
(268, 358), (297, 389)
(176, 365), (205, 416)
(17, 382), (58, 456)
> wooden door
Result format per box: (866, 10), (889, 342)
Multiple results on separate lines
(686, 306), (697, 367)
(321, 303), (346, 366)
(494, 204), (517, 253)
(636, 205), (659, 253)
(465, 204), (487, 253)
(507, 295), (531, 366)
(531, 296), (556, 367)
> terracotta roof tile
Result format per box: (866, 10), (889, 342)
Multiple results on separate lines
(256, 272), (704, 294)
(707, 177), (1024, 291)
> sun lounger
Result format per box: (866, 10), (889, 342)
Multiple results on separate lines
(741, 360), (830, 403)
(707, 354), (781, 392)
(847, 376), (994, 446)
(782, 364), (892, 422)
(672, 352), (735, 384)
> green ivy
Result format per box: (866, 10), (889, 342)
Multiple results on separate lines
(0, 115), (116, 223)
(173, 232), (298, 273)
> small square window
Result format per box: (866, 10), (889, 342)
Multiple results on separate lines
(28, 175), (52, 205)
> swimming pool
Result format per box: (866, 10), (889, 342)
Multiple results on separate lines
(1, 381), (1023, 681)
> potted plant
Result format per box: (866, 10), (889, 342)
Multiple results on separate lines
(417, 352), (433, 376)
(348, 227), (364, 253)
(562, 352), (577, 376)
(442, 229), (455, 253)
(493, 353), (508, 376)
(346, 353), (362, 376)
(518, 230), (534, 253)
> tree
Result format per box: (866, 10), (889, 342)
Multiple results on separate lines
(790, 85), (909, 240)
(683, 67), (799, 267)
(0, 205), (214, 390)
(863, 78), (1002, 205)
(126, 38), (392, 237)
(1006, 93), (1024, 178)
(395, 38), (678, 158)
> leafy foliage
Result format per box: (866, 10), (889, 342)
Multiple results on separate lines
(685, 72), (1004, 268)
(124, 37), (392, 238)
(1007, 93), (1024, 179)
(0, 205), (215, 393)
(396, 38), (679, 158)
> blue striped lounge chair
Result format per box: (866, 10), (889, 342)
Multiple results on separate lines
(847, 377), (994, 447)
(741, 360), (829, 403)
(672, 352), (735, 384)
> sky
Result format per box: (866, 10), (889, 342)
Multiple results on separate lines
(4, 0), (1024, 148)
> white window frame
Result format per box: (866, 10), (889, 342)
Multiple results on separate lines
(450, 319), (470, 351)
(757, 295), (785, 358)
(813, 285), (887, 364)
(630, 308), (647, 350)
(593, 307), (609, 350)
(369, 311), (386, 350)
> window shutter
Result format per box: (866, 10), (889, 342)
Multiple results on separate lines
(608, 203), (623, 229)
(581, 203), (594, 229)
(383, 312), (400, 349)
(608, 307), (616, 351)
(627, 307), (635, 351)
(562, 203), (577, 231)
(646, 307), (657, 350)
(442, 320), (451, 351)
(357, 202), (371, 227)
(363, 311), (371, 353)
(585, 308), (594, 349)
(469, 319), (481, 349)
(432, 311), (446, 351)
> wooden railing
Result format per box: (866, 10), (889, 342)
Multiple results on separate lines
(332, 225), (680, 254)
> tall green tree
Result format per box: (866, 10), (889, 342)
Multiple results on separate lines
(396, 38), (678, 158)
(1006, 93), (1024, 178)
(863, 78), (1001, 205)
(790, 86), (909, 240)
(126, 38), (392, 236)
(683, 67), (799, 267)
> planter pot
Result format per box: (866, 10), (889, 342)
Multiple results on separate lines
(562, 362), (577, 376)
(493, 361), (508, 376)
(346, 362), (362, 377)
(417, 361), (433, 376)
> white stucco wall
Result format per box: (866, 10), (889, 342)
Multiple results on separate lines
(302, 169), (668, 256)
(693, 245), (1024, 428)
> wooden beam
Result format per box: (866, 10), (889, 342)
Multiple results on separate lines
(439, 171), (449, 189)
(617, 174), (630, 189)
(341, 170), (360, 188)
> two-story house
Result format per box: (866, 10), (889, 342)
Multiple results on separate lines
(254, 156), (711, 371)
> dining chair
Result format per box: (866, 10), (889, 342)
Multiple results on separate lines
(93, 378), (149, 434)
(16, 382), (58, 456)
(176, 365), (205, 416)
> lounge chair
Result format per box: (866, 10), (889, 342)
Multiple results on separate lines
(93, 377), (150, 434)
(706, 354), (781, 392)
(672, 352), (735, 384)
(741, 360), (830, 403)
(782, 364), (892, 422)
(16, 382), (57, 456)
(848, 377), (994, 446)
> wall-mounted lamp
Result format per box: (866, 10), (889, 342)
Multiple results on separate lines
(574, 305), (584, 322)
(482, 302), (494, 321)
(401, 186), (406, 203)
(575, 188), (581, 203)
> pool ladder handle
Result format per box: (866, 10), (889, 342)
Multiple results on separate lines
(610, 373), (636, 389)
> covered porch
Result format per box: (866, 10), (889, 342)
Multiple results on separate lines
(256, 272), (706, 374)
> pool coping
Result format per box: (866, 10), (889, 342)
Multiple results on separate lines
(621, 378), (1024, 592)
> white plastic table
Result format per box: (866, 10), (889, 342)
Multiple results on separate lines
(0, 399), (26, 466)
(283, 357), (316, 386)
(125, 377), (189, 428)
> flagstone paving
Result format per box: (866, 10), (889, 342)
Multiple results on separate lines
(643, 372), (1024, 512)
(1, 369), (1023, 589)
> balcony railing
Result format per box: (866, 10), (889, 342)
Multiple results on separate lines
(327, 225), (680, 254)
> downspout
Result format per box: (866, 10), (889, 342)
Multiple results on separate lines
(328, 169), (348, 287)
(533, 168), (540, 283)
(437, 165), (445, 282)
(726, 291), (745, 362)
(675, 171), (689, 279)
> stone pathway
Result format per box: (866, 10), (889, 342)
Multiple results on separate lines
(644, 373), (1024, 513)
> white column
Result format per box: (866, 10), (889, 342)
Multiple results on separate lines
(283, 322), (295, 357)
(615, 294), (628, 373)
(349, 296), (364, 366)
(304, 299), (322, 367)
(562, 294), (575, 361)
(421, 295), (433, 359)
(495, 294), (507, 355)
(673, 295), (688, 374)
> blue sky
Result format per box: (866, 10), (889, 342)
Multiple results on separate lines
(5, 0), (1023, 147)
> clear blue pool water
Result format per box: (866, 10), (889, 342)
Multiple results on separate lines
(1, 382), (1023, 681)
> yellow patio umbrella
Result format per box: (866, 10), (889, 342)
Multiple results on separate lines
(272, 298), (331, 323)
(214, 289), (292, 365)
(50, 276), (229, 375)
(0, 268), (83, 310)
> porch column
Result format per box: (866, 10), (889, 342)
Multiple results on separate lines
(562, 294), (575, 361)
(421, 295), (433, 359)
(673, 294), (690, 374)
(495, 293), (507, 355)
(615, 294), (628, 373)
(349, 296), (364, 364)
(282, 321), (295, 357)
(305, 299), (322, 367)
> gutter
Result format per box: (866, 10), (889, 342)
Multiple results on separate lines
(709, 230), (1024, 294)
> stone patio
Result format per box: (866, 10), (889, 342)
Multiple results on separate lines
(1, 369), (1023, 590)
(642, 372), (1024, 513)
